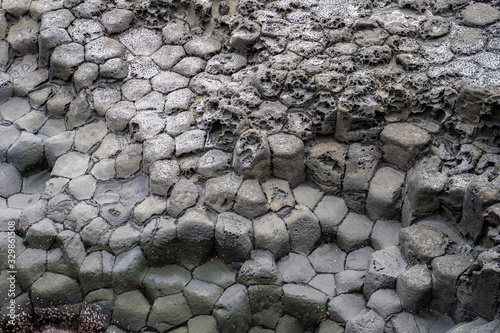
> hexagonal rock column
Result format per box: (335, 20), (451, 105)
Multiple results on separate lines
(233, 129), (272, 181)
(364, 246), (408, 298)
(396, 264), (432, 313)
(176, 208), (215, 269)
(213, 284), (252, 333)
(283, 206), (321, 255)
(306, 141), (347, 194)
(380, 123), (431, 170)
(366, 167), (405, 221)
(283, 284), (328, 329)
(140, 216), (177, 266)
(268, 133), (305, 187)
(343, 143), (380, 213)
(215, 212), (253, 264)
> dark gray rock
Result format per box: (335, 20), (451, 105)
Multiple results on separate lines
(248, 284), (283, 329)
(371, 220), (402, 251)
(233, 129), (272, 181)
(112, 290), (150, 332)
(187, 315), (219, 333)
(79, 251), (114, 294)
(402, 165), (448, 227)
(205, 173), (243, 213)
(40, 9), (75, 30)
(13, 68), (49, 96)
(431, 253), (473, 315)
(329, 293), (366, 323)
(108, 223), (141, 254)
(284, 206), (320, 255)
(111, 246), (148, 294)
(238, 250), (282, 286)
(38, 28), (72, 67)
(7, 132), (44, 174)
(457, 246), (500, 320)
(140, 217), (177, 266)
(142, 133), (175, 173)
(0, 163), (22, 198)
(143, 265), (191, 300)
(335, 270), (366, 294)
(213, 284), (252, 333)
(184, 279), (224, 315)
(387, 312), (420, 333)
(345, 309), (385, 333)
(6, 18), (39, 55)
(399, 224), (448, 264)
(233, 179), (270, 219)
(308, 273), (336, 297)
(253, 212), (289, 259)
(160, 17), (191, 43)
(31, 272), (82, 308)
(46, 87), (74, 117)
(367, 289), (402, 319)
(308, 243), (346, 274)
(26, 218), (57, 250)
(0, 126), (20, 158)
(148, 293), (193, 331)
(80, 288), (115, 330)
(215, 212), (253, 263)
(261, 178), (295, 212)
(68, 19), (104, 44)
(275, 314), (304, 333)
(397, 264), (432, 313)
(307, 142), (347, 194)
(15, 248), (46, 289)
(380, 123), (431, 170)
(366, 167), (405, 221)
(267, 133), (305, 187)
(277, 252), (316, 284)
(337, 213), (373, 252)
(176, 208), (214, 269)
(92, 87), (121, 116)
(85, 37), (126, 64)
(292, 184), (323, 211)
(461, 3), (500, 27)
(364, 246), (408, 297)
(346, 247), (374, 271)
(106, 101), (136, 131)
(283, 284), (328, 329)
(314, 195), (348, 242)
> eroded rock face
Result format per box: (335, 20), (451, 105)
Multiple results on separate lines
(2, 0), (500, 332)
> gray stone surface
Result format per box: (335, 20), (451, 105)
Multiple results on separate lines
(0, 163), (22, 198)
(337, 213), (374, 252)
(215, 212), (253, 263)
(7, 132), (44, 173)
(335, 270), (366, 294)
(237, 250), (282, 286)
(345, 309), (385, 333)
(366, 167), (405, 221)
(278, 252), (316, 284)
(364, 246), (408, 297)
(367, 289), (402, 319)
(112, 290), (150, 332)
(329, 293), (367, 323)
(400, 224), (448, 264)
(283, 284), (328, 329)
(397, 264), (432, 313)
(205, 173), (243, 213)
(371, 220), (402, 251)
(314, 195), (348, 241)
(253, 212), (289, 259)
(283, 205), (320, 255)
(308, 243), (346, 274)
(213, 283), (252, 333)
(184, 279), (223, 318)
